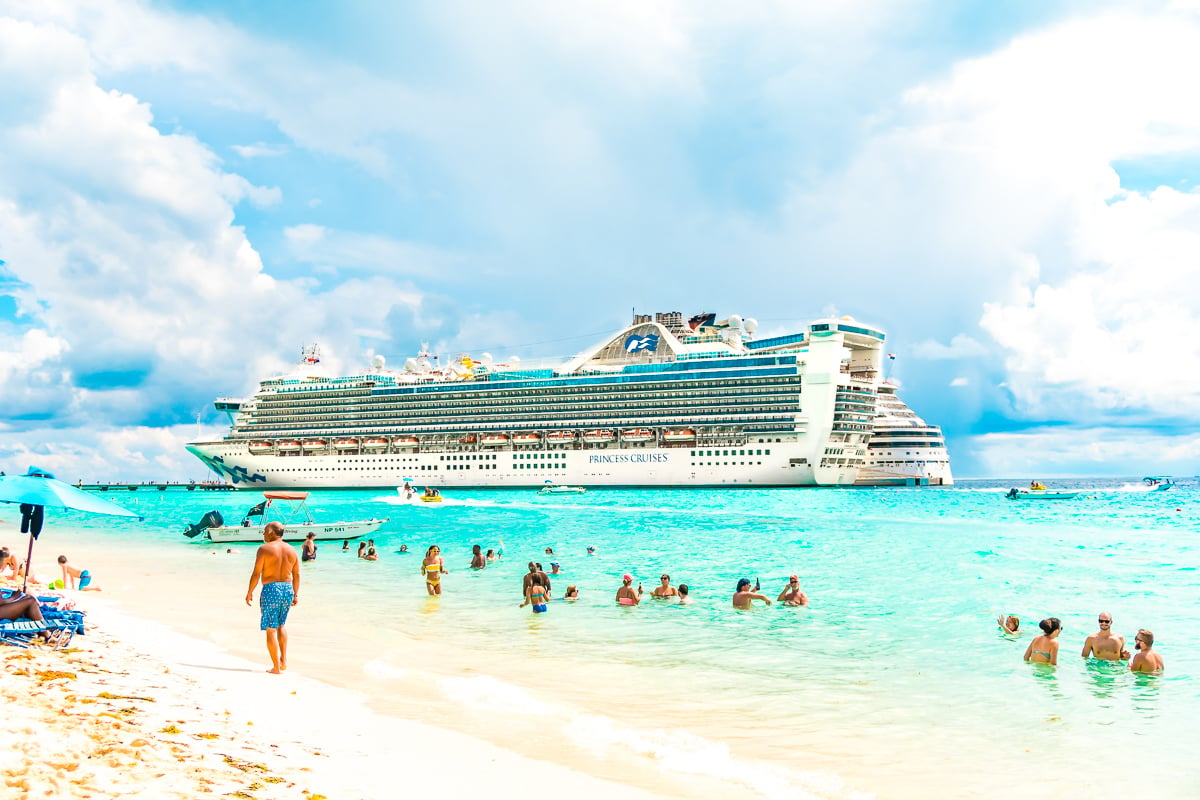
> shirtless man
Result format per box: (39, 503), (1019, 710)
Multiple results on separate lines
(733, 578), (771, 609)
(245, 522), (300, 674)
(1129, 629), (1165, 673)
(651, 573), (678, 598)
(777, 575), (808, 606)
(1081, 612), (1129, 661)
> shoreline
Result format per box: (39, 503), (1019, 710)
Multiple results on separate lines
(1, 592), (670, 800)
(5, 529), (789, 800)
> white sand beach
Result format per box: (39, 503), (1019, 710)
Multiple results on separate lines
(3, 593), (673, 800)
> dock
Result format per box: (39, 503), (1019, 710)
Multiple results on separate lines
(76, 483), (237, 492)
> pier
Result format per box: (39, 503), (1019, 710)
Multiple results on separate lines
(75, 482), (237, 492)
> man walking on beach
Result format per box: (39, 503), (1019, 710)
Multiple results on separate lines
(245, 521), (300, 674)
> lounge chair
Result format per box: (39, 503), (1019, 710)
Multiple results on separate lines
(0, 618), (76, 649)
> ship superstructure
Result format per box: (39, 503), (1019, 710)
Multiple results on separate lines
(186, 312), (887, 489)
(856, 381), (954, 486)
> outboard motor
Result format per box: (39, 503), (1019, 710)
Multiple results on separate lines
(183, 510), (224, 539)
(1005, 488), (1019, 499)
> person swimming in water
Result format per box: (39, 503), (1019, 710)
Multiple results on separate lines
(422, 545), (448, 595)
(615, 574), (642, 606)
(652, 574), (679, 598)
(1129, 629), (1164, 673)
(1023, 617), (1062, 665)
(1081, 612), (1128, 661)
(777, 575), (807, 606)
(520, 571), (550, 613)
(677, 584), (691, 605)
(470, 545), (486, 570)
(563, 585), (580, 600)
(997, 614), (1021, 634)
(732, 578), (771, 609)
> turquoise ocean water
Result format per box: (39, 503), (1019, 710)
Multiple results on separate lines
(31, 478), (1200, 797)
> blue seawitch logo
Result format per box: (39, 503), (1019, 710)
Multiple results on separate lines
(624, 333), (660, 353)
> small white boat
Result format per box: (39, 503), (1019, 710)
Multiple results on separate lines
(1143, 476), (1175, 491)
(481, 434), (509, 447)
(583, 429), (615, 444)
(513, 433), (541, 446)
(363, 437), (389, 450)
(662, 428), (696, 443)
(546, 431), (576, 444)
(539, 482), (586, 495)
(248, 440), (273, 454)
(1005, 488), (1080, 501)
(184, 491), (388, 543)
(393, 436), (420, 449)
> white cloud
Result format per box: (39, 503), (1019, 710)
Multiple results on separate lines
(283, 225), (457, 277)
(949, 377), (969, 387)
(231, 142), (287, 158)
(912, 335), (989, 360)
(967, 428), (1200, 478)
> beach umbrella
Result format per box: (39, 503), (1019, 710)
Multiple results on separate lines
(0, 466), (143, 593)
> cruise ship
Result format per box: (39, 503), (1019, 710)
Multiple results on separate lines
(186, 312), (888, 489)
(855, 381), (954, 486)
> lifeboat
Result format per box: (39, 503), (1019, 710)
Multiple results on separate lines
(460, 435), (478, 445)
(481, 434), (510, 447)
(546, 431), (576, 444)
(582, 429), (615, 444)
(248, 441), (273, 454)
(393, 436), (420, 449)
(333, 438), (360, 451)
(301, 439), (327, 451)
(363, 438), (389, 450)
(662, 428), (696, 443)
(277, 441), (301, 452)
(513, 433), (541, 446)
(621, 428), (654, 443)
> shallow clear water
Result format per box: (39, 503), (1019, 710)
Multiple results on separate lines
(35, 478), (1200, 797)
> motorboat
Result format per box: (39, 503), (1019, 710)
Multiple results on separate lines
(183, 491), (388, 543)
(1143, 476), (1175, 491)
(538, 481), (586, 495)
(1005, 487), (1080, 501)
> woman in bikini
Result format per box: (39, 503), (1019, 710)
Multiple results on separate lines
(1023, 617), (1062, 665)
(520, 571), (550, 613)
(422, 545), (448, 595)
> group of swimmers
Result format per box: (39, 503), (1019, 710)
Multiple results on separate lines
(1000, 612), (1165, 673)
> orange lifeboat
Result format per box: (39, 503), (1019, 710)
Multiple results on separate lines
(582, 429), (615, 444)
(301, 439), (327, 452)
(277, 440), (301, 452)
(459, 435), (478, 445)
(363, 437), (389, 450)
(546, 431), (576, 444)
(662, 428), (696, 443)
(621, 428), (654, 443)
(248, 440), (272, 454)
(481, 434), (510, 447)
(513, 433), (541, 446)
(393, 436), (420, 449)
(333, 438), (360, 451)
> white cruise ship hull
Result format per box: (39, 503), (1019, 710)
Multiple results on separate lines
(186, 440), (857, 489)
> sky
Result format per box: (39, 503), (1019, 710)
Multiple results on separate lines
(1, 0), (1199, 481)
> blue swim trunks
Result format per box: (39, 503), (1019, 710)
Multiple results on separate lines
(533, 603), (548, 613)
(259, 581), (294, 630)
(78, 570), (91, 589)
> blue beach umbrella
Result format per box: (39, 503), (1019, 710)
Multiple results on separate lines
(0, 466), (143, 593)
